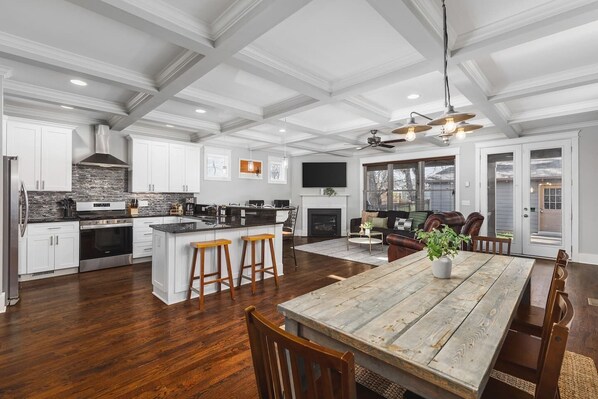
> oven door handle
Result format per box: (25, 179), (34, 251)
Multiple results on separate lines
(80, 223), (133, 230)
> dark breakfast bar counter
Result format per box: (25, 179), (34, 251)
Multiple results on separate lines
(150, 215), (284, 305)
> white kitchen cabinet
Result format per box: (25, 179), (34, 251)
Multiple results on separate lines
(133, 217), (164, 258)
(128, 135), (201, 193)
(5, 119), (73, 191)
(25, 222), (79, 273)
(168, 144), (201, 193)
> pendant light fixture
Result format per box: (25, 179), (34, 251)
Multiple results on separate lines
(392, 0), (481, 143)
(247, 147), (254, 172)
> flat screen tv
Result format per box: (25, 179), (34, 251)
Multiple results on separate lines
(302, 162), (347, 187)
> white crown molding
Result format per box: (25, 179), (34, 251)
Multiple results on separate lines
(212, 0), (263, 41)
(454, 0), (596, 50)
(0, 64), (13, 79)
(523, 120), (598, 136)
(343, 96), (391, 120)
(388, 95), (472, 123)
(494, 103), (512, 121)
(155, 50), (204, 88)
(263, 95), (319, 120)
(143, 110), (221, 133)
(176, 86), (263, 120)
(458, 60), (493, 96)
(3, 80), (127, 115)
(509, 98), (598, 124)
(0, 31), (157, 93)
(3, 103), (104, 126)
(489, 63), (598, 103)
(331, 53), (424, 92)
(125, 92), (152, 112)
(408, 0), (458, 48)
(239, 45), (330, 91)
(231, 129), (282, 145)
(124, 124), (193, 142)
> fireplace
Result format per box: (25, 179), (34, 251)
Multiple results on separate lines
(308, 208), (342, 237)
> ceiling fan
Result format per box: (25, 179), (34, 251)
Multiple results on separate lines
(356, 130), (405, 151)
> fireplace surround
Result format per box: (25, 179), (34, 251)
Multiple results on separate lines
(307, 208), (342, 237)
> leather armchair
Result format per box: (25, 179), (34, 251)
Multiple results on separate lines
(461, 212), (484, 250)
(387, 211), (476, 262)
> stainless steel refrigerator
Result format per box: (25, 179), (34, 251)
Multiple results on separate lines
(2, 156), (29, 306)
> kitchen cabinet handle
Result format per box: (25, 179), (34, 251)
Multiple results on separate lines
(144, 233), (152, 236)
(36, 180), (39, 190)
(42, 180), (45, 190)
(56, 235), (59, 245)
(144, 248), (152, 251)
(48, 227), (61, 230)
(149, 184), (151, 192)
(50, 236), (53, 246)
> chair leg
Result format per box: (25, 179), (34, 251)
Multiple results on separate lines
(260, 239), (265, 282)
(237, 240), (247, 288)
(269, 238), (279, 287)
(217, 245), (222, 293)
(187, 248), (198, 301)
(251, 241), (257, 294)
(199, 248), (206, 310)
(223, 244), (235, 301)
(292, 236), (297, 269)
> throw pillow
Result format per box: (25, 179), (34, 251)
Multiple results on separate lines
(394, 218), (414, 231)
(409, 211), (429, 230)
(361, 211), (378, 224)
(371, 217), (388, 228)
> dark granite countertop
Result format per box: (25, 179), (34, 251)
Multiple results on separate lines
(150, 216), (282, 234)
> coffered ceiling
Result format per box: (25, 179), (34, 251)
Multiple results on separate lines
(1, 0), (597, 157)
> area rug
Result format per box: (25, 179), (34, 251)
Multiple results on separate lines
(295, 238), (389, 266)
(355, 351), (598, 399)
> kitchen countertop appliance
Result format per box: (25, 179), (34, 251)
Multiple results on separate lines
(77, 201), (132, 272)
(2, 156), (29, 306)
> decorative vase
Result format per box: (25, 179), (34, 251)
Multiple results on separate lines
(365, 228), (371, 236)
(432, 256), (452, 279)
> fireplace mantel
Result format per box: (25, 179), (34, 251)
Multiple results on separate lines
(300, 194), (348, 237)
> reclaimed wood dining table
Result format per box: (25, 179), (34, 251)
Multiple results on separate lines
(278, 250), (535, 399)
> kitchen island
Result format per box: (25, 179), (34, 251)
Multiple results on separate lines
(150, 216), (284, 305)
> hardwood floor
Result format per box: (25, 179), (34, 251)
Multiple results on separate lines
(1, 239), (596, 398)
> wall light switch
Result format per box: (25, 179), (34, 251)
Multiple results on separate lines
(139, 200), (149, 207)
(464, 181), (470, 187)
(461, 200), (471, 206)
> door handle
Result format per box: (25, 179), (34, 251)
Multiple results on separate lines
(36, 180), (39, 190)
(523, 214), (529, 218)
(42, 180), (45, 190)
(50, 236), (53, 246)
(56, 235), (59, 245)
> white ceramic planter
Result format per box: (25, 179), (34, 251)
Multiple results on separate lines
(432, 256), (452, 279)
(365, 228), (371, 236)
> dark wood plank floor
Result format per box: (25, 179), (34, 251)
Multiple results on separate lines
(1, 238), (596, 398)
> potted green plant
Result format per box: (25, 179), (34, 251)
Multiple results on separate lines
(416, 225), (471, 278)
(360, 221), (373, 236)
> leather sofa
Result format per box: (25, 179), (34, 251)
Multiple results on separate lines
(349, 210), (434, 244)
(387, 212), (484, 262)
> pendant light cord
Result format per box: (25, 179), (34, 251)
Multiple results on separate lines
(442, 0), (451, 109)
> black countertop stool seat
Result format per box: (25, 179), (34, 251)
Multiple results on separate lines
(187, 239), (235, 310)
(237, 234), (279, 294)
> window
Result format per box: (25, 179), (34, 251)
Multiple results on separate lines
(543, 187), (561, 210)
(364, 157), (455, 212)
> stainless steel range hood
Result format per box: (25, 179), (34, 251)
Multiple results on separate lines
(78, 125), (128, 168)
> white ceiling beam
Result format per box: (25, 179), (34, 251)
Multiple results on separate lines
(340, 97), (393, 125)
(66, 0), (215, 55)
(0, 32), (157, 94)
(142, 110), (220, 133)
(109, 0), (313, 131)
(509, 99), (598, 124)
(489, 65), (598, 104)
(3, 102), (106, 126)
(175, 87), (263, 121)
(451, 2), (598, 62)
(522, 119), (598, 135)
(3, 80), (127, 115)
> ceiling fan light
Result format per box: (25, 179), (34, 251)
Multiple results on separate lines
(392, 116), (432, 135)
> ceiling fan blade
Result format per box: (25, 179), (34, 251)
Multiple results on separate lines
(378, 144), (394, 148)
(382, 138), (406, 144)
(356, 144), (373, 151)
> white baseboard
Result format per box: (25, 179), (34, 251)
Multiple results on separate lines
(0, 292), (6, 313)
(576, 252), (598, 266)
(19, 267), (78, 282)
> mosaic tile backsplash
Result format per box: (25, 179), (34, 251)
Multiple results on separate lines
(28, 165), (192, 220)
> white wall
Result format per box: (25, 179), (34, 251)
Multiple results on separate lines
(0, 77), (4, 312)
(577, 127), (598, 261)
(289, 154), (361, 234)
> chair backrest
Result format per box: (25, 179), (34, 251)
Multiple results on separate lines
(249, 200), (265, 206)
(423, 211), (465, 233)
(534, 291), (574, 399)
(284, 208), (299, 234)
(542, 251), (570, 314)
(538, 265), (569, 370)
(471, 236), (512, 255)
(245, 306), (356, 399)
(461, 212), (485, 236)
(556, 249), (569, 267)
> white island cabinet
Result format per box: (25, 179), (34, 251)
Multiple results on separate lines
(151, 222), (283, 305)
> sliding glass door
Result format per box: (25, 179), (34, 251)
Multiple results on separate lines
(480, 141), (571, 257)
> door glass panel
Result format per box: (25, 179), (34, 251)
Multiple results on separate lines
(392, 163), (418, 211)
(486, 153), (514, 240)
(424, 159), (455, 212)
(529, 148), (562, 246)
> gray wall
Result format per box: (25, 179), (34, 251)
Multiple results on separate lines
(0, 77), (4, 308)
(578, 127), (598, 256)
(289, 154), (361, 234)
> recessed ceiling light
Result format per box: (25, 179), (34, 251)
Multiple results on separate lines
(195, 108), (206, 114)
(70, 79), (87, 86)
(407, 93), (420, 100)
(60, 105), (74, 110)
(279, 128), (286, 133)
(166, 124), (174, 128)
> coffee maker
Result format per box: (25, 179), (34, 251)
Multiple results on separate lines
(184, 198), (195, 216)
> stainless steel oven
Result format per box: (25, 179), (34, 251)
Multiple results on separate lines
(77, 202), (133, 272)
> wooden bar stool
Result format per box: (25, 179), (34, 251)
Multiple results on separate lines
(237, 233), (279, 294)
(187, 239), (235, 310)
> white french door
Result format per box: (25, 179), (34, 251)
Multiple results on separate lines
(480, 140), (572, 258)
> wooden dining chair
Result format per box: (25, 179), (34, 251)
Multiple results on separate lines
(494, 265), (568, 383)
(283, 208), (299, 269)
(511, 250), (569, 336)
(471, 235), (512, 255)
(482, 291), (574, 399)
(245, 306), (362, 399)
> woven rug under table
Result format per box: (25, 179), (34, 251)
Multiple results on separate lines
(355, 351), (598, 399)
